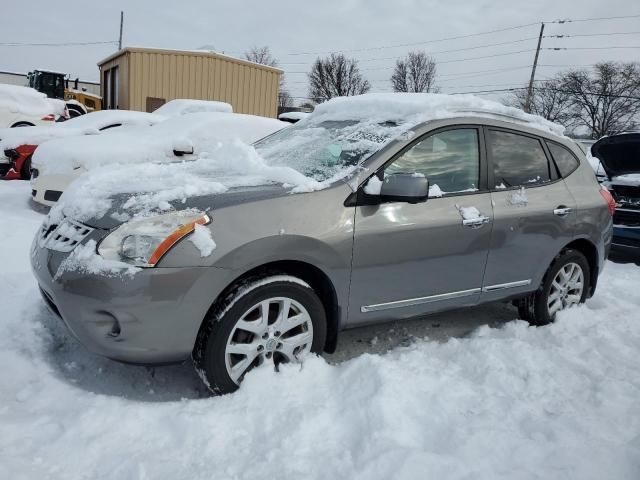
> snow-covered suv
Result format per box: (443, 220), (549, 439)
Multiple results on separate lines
(30, 93), (614, 394)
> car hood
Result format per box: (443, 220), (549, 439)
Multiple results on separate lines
(73, 184), (292, 230)
(591, 132), (640, 180)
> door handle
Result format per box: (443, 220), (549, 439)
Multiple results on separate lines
(462, 216), (491, 227)
(553, 207), (573, 217)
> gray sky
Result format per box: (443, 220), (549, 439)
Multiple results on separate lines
(2, 0), (638, 104)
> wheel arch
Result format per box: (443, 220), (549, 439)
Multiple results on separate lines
(561, 238), (600, 297)
(195, 260), (341, 356)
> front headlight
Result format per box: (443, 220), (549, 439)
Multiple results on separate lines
(98, 210), (210, 267)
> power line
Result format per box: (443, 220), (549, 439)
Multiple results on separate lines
(274, 22), (542, 57)
(0, 40), (118, 47)
(549, 14), (640, 24)
(546, 46), (640, 51)
(545, 31), (640, 39)
(279, 37), (539, 65)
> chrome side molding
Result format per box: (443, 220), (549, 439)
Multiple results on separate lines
(482, 279), (531, 292)
(361, 287), (481, 313)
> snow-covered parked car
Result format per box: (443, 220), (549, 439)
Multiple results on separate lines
(31, 93), (614, 394)
(0, 110), (164, 180)
(30, 112), (287, 205)
(0, 84), (67, 128)
(152, 99), (232, 116)
(591, 132), (640, 255)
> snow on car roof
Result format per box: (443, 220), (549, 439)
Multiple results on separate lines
(309, 93), (565, 137)
(152, 99), (233, 116)
(33, 112), (287, 174)
(0, 110), (165, 150)
(0, 84), (58, 117)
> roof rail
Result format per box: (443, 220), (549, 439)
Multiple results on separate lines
(449, 108), (536, 124)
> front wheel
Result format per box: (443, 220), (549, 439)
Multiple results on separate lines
(518, 248), (590, 325)
(194, 276), (327, 394)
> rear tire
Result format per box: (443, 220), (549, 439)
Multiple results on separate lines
(11, 122), (34, 128)
(193, 275), (327, 395)
(20, 155), (32, 180)
(518, 248), (590, 325)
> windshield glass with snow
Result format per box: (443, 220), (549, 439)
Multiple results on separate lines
(253, 120), (401, 181)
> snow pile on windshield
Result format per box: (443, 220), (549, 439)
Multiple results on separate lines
(0, 84), (61, 117)
(32, 112), (287, 173)
(152, 99), (232, 116)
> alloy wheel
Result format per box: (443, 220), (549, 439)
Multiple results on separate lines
(224, 296), (314, 384)
(547, 262), (584, 317)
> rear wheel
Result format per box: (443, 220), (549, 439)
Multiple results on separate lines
(518, 248), (590, 325)
(193, 276), (327, 394)
(11, 122), (34, 128)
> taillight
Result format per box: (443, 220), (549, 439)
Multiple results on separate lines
(599, 186), (616, 216)
(41, 114), (55, 122)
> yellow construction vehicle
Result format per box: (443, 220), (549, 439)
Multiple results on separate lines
(27, 69), (102, 117)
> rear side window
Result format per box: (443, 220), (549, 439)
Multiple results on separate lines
(547, 141), (579, 177)
(488, 130), (551, 188)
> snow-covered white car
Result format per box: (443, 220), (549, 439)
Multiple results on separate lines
(0, 84), (67, 128)
(0, 110), (164, 180)
(30, 112), (287, 205)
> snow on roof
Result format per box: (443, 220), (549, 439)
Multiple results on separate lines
(278, 111), (310, 121)
(152, 99), (233, 116)
(0, 84), (57, 117)
(310, 93), (566, 137)
(0, 110), (165, 150)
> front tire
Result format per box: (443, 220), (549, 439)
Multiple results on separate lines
(518, 248), (590, 325)
(193, 276), (327, 394)
(20, 155), (32, 180)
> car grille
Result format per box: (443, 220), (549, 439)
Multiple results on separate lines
(38, 217), (94, 252)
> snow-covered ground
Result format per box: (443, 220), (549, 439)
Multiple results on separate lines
(1, 179), (639, 479)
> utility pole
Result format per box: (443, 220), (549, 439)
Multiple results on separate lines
(525, 22), (545, 113)
(118, 11), (124, 50)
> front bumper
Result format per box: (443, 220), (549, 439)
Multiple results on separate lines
(30, 231), (235, 364)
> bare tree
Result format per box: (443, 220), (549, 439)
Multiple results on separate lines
(245, 46), (292, 108)
(561, 62), (640, 138)
(308, 53), (370, 102)
(391, 51), (437, 93)
(508, 76), (575, 126)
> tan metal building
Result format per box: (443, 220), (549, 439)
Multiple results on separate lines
(97, 47), (282, 117)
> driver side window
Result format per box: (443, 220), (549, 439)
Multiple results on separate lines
(386, 128), (480, 197)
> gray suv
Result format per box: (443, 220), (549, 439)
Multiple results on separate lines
(31, 105), (613, 394)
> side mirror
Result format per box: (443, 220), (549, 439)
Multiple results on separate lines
(172, 138), (194, 156)
(379, 172), (429, 203)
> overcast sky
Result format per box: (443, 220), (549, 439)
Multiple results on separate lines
(2, 0), (638, 104)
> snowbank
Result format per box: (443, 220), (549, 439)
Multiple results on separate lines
(0, 84), (63, 117)
(153, 99), (233, 116)
(32, 112), (287, 174)
(1, 181), (639, 479)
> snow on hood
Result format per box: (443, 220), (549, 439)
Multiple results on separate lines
(32, 112), (287, 173)
(51, 139), (324, 224)
(0, 84), (61, 117)
(310, 93), (566, 136)
(152, 99), (233, 116)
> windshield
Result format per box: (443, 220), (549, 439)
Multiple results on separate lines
(253, 119), (403, 182)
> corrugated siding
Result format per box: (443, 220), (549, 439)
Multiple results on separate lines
(123, 50), (279, 116)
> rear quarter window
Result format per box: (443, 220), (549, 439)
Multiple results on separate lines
(546, 141), (580, 178)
